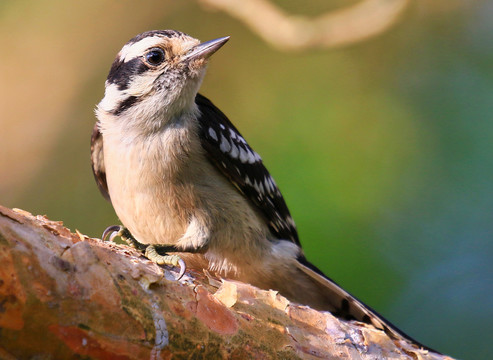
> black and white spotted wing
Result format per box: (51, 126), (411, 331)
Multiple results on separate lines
(195, 94), (300, 246)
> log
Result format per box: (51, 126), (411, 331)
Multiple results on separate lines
(0, 205), (454, 359)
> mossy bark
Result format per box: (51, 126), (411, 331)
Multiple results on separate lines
(0, 205), (454, 360)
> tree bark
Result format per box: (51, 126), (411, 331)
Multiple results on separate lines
(0, 205), (454, 360)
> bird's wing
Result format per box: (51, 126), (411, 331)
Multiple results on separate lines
(195, 93), (300, 245)
(90, 122), (111, 202)
(195, 94), (436, 352)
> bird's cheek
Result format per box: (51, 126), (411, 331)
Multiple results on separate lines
(187, 58), (208, 74)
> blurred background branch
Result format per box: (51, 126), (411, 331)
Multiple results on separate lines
(199, 0), (411, 50)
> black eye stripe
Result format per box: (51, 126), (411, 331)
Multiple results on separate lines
(107, 57), (149, 90)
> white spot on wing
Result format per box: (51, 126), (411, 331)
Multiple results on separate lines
(266, 177), (275, 193)
(230, 143), (239, 158)
(258, 181), (265, 194)
(247, 151), (258, 164)
(208, 127), (218, 141)
(253, 180), (260, 193)
(239, 146), (251, 163)
(220, 134), (232, 153)
(287, 216), (296, 227)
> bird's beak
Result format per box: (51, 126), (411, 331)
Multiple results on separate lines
(184, 36), (230, 61)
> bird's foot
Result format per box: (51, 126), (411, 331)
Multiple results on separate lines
(144, 246), (186, 278)
(102, 225), (146, 250)
(102, 225), (186, 279)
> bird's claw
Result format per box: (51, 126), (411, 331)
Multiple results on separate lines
(101, 225), (146, 251)
(177, 258), (186, 280)
(145, 245), (186, 280)
(102, 225), (122, 242)
(101, 226), (186, 279)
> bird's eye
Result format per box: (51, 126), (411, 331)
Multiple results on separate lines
(144, 48), (165, 66)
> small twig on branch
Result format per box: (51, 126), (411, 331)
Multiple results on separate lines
(199, 0), (411, 50)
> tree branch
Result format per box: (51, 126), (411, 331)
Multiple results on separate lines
(0, 205), (453, 359)
(199, 0), (411, 50)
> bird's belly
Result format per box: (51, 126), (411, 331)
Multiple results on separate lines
(102, 135), (274, 274)
(104, 144), (188, 245)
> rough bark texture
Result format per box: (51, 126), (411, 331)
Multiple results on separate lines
(0, 205), (454, 360)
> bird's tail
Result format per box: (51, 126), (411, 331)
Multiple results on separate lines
(295, 257), (437, 353)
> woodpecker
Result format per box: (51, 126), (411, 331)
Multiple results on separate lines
(91, 30), (432, 350)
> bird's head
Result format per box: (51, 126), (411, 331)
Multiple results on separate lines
(96, 30), (229, 131)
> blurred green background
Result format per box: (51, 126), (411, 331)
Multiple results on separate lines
(1, 1), (491, 358)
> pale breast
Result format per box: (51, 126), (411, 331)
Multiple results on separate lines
(102, 120), (274, 276)
(103, 126), (194, 244)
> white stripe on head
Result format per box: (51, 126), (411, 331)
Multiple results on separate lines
(119, 36), (165, 63)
